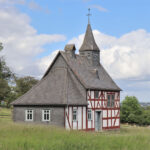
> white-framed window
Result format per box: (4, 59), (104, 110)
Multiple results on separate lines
(42, 110), (50, 121)
(25, 109), (33, 121)
(72, 108), (77, 121)
(87, 109), (92, 120)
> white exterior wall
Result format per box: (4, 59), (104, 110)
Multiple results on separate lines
(65, 106), (86, 130)
(83, 107), (86, 129)
(87, 90), (120, 130)
(65, 90), (120, 131)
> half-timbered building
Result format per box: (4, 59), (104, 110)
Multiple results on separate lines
(12, 22), (121, 131)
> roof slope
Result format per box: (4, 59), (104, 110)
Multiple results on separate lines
(79, 24), (100, 51)
(61, 52), (121, 91)
(12, 50), (121, 106)
(12, 62), (87, 106)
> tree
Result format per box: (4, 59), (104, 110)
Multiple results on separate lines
(0, 43), (13, 80)
(120, 96), (143, 124)
(0, 43), (3, 51)
(0, 57), (13, 80)
(0, 78), (10, 102)
(0, 43), (39, 107)
(5, 76), (39, 107)
(0, 43), (14, 106)
(15, 76), (39, 97)
(138, 107), (150, 125)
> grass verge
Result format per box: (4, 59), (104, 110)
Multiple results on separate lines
(0, 108), (150, 150)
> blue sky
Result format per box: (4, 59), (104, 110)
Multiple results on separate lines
(18, 1), (150, 46)
(15, 0), (150, 53)
(0, 0), (150, 102)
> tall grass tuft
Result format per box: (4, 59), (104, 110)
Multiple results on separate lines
(0, 108), (150, 150)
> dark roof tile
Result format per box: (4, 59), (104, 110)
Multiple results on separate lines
(79, 24), (100, 52)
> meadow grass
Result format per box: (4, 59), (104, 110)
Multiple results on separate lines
(0, 108), (150, 150)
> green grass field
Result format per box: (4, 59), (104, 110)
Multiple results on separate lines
(0, 108), (150, 150)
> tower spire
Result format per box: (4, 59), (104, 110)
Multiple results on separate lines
(87, 8), (91, 24)
(79, 10), (100, 66)
(79, 23), (100, 52)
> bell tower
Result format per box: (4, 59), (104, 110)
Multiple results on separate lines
(79, 9), (100, 66)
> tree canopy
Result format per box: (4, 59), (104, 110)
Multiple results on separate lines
(120, 96), (150, 125)
(0, 43), (3, 51)
(15, 76), (38, 97)
(0, 43), (13, 105)
(0, 43), (39, 107)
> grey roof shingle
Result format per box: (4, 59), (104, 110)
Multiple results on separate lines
(12, 61), (87, 106)
(61, 52), (121, 91)
(79, 24), (100, 52)
(12, 50), (121, 106)
(12, 23), (121, 106)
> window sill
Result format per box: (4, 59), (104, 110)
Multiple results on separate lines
(42, 120), (50, 122)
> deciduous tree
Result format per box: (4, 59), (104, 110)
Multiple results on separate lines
(15, 76), (39, 97)
(120, 96), (142, 124)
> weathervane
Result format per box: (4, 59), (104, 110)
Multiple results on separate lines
(87, 8), (91, 24)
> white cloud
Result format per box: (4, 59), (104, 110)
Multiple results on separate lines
(38, 50), (59, 74)
(91, 5), (108, 12)
(0, 6), (66, 78)
(27, 1), (50, 13)
(28, 1), (42, 10)
(0, 0), (49, 13)
(69, 29), (150, 102)
(69, 29), (150, 80)
(0, 0), (25, 5)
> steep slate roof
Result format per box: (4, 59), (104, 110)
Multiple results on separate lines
(12, 23), (121, 106)
(61, 52), (121, 91)
(12, 58), (87, 106)
(79, 24), (100, 52)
